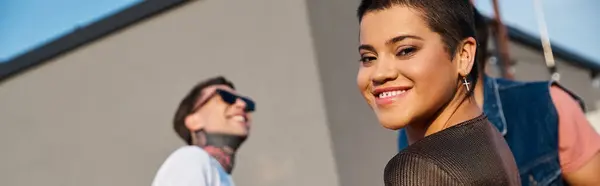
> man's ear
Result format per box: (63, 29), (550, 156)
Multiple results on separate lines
(456, 37), (477, 77)
(185, 114), (203, 131)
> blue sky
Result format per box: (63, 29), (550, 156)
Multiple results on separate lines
(1, 0), (599, 64)
(475, 0), (600, 63)
(0, 0), (143, 62)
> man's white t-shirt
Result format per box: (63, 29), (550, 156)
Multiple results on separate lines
(152, 146), (235, 186)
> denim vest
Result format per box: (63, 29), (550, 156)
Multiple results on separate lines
(397, 75), (585, 186)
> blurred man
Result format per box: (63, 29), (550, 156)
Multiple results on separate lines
(152, 76), (255, 186)
(397, 9), (600, 186)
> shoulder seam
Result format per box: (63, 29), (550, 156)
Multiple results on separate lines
(399, 151), (462, 183)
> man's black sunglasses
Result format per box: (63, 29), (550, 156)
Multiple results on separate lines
(193, 89), (256, 112)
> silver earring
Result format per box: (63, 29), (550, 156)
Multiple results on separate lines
(462, 76), (470, 92)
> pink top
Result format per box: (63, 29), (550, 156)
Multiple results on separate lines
(551, 86), (600, 173)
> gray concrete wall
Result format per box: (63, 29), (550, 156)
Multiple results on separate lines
(305, 0), (397, 186)
(0, 0), (341, 185)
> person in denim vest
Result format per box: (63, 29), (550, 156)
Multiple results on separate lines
(397, 8), (600, 185)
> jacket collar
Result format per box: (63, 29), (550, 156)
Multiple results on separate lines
(482, 75), (508, 136)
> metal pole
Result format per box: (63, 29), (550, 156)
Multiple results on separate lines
(491, 0), (514, 80)
(532, 0), (559, 81)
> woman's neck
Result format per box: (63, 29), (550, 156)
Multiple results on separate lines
(405, 93), (482, 145)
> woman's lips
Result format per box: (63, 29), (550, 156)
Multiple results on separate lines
(373, 86), (411, 106)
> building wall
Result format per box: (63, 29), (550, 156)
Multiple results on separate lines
(588, 103), (600, 133)
(0, 0), (343, 185)
(305, 0), (397, 186)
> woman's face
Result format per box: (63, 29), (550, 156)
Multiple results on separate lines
(357, 6), (473, 130)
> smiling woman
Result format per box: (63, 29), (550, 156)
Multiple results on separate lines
(355, 0), (521, 185)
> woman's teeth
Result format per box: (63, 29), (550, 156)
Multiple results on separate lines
(378, 90), (406, 98)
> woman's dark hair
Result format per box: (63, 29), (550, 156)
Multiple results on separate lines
(173, 76), (235, 145)
(357, 0), (479, 95)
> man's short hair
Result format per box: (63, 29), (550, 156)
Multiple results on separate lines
(173, 76), (235, 145)
(357, 0), (479, 94)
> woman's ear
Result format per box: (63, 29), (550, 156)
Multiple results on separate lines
(456, 37), (477, 77)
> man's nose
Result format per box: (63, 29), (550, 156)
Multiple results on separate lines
(371, 58), (398, 86)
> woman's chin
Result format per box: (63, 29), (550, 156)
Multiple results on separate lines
(377, 112), (410, 130)
(379, 120), (408, 130)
